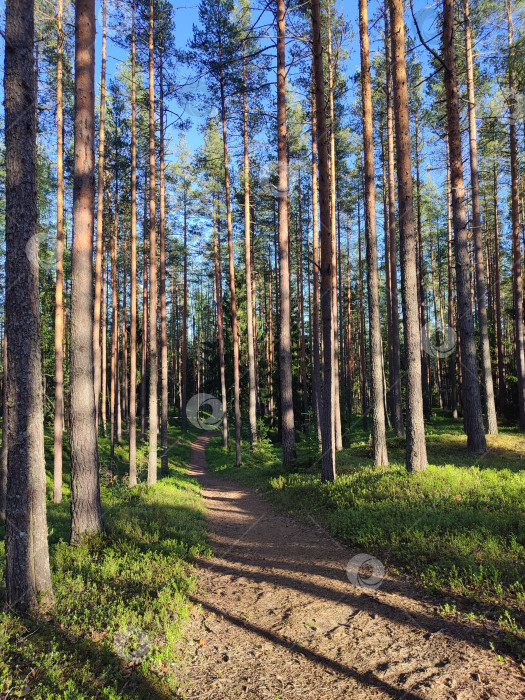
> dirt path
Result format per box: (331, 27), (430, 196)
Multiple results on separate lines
(181, 433), (524, 699)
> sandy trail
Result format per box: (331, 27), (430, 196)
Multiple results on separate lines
(182, 432), (525, 699)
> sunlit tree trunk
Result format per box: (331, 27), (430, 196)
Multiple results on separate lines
(463, 0), (498, 434)
(310, 86), (322, 446)
(359, 0), (388, 466)
(243, 42), (257, 446)
(493, 162), (505, 414)
(93, 0), (106, 430)
(54, 0), (65, 503)
(70, 0), (103, 540)
(277, 0), (296, 469)
(389, 0), (427, 471)
(160, 53), (169, 475)
(147, 0), (158, 484)
(443, 0), (486, 454)
(213, 194), (228, 448)
(129, 0), (138, 486)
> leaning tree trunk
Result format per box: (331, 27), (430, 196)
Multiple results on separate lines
(463, 0), (498, 434)
(443, 0), (486, 454)
(4, 0), (54, 607)
(54, 0), (65, 503)
(389, 0), (427, 471)
(147, 0), (158, 484)
(359, 0), (388, 466)
(69, 0), (103, 542)
(311, 0), (336, 481)
(277, 0), (296, 469)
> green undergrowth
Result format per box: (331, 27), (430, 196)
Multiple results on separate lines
(0, 422), (209, 699)
(206, 415), (525, 661)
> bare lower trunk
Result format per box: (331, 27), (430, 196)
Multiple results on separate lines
(4, 0), (53, 606)
(311, 0), (336, 481)
(243, 43), (257, 447)
(506, 0), (525, 430)
(311, 88), (322, 447)
(213, 195), (228, 448)
(70, 0), (103, 541)
(359, 0), (388, 466)
(147, 0), (158, 484)
(277, 0), (296, 469)
(493, 162), (505, 413)
(129, 0), (137, 486)
(219, 57), (242, 466)
(443, 0), (486, 454)
(159, 55), (168, 475)
(54, 0), (65, 503)
(385, 4), (403, 436)
(93, 0), (106, 430)
(389, 0), (427, 471)
(463, 0), (498, 434)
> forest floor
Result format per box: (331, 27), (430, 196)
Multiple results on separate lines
(180, 427), (525, 699)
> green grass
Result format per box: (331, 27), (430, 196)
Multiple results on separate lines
(207, 414), (525, 661)
(0, 421), (209, 699)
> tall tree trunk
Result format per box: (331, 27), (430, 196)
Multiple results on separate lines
(213, 194), (228, 447)
(141, 204), (148, 439)
(358, 186), (368, 430)
(159, 53), (169, 475)
(93, 0), (106, 430)
(70, 0), (103, 541)
(359, 0), (388, 466)
(311, 0), (336, 481)
(384, 5), (404, 436)
(181, 190), (188, 431)
(277, 0), (296, 468)
(506, 0), (525, 430)
(326, 3), (342, 451)
(389, 0), (427, 471)
(243, 43), (257, 446)
(447, 162), (458, 419)
(219, 59), (242, 465)
(0, 331), (7, 521)
(443, 0), (487, 454)
(54, 0), (65, 503)
(463, 0), (498, 434)
(129, 0), (138, 486)
(147, 0), (158, 484)
(110, 188), (119, 465)
(493, 161), (505, 413)
(4, 0), (54, 607)
(414, 116), (431, 418)
(101, 244), (108, 431)
(310, 85), (322, 446)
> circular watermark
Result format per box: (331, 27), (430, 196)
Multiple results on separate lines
(26, 230), (56, 273)
(259, 157), (301, 199)
(420, 321), (457, 358)
(177, 79), (212, 119)
(186, 393), (223, 430)
(113, 626), (152, 664)
(346, 554), (385, 590)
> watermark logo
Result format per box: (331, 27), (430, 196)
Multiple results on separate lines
(407, 3), (440, 49)
(421, 321), (456, 359)
(186, 393), (223, 430)
(113, 626), (152, 664)
(346, 553), (385, 590)
(26, 231), (56, 273)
